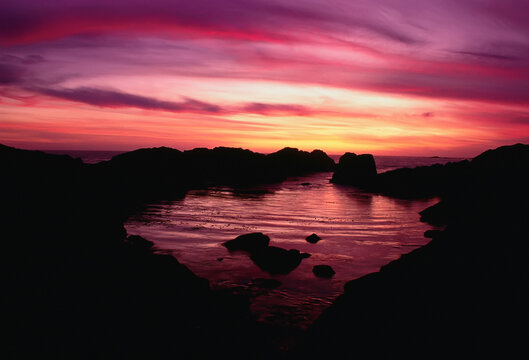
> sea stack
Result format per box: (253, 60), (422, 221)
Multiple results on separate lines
(330, 153), (377, 186)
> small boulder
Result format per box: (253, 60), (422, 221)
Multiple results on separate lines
(306, 233), (321, 244)
(222, 232), (270, 253)
(250, 246), (305, 275)
(313, 265), (336, 278)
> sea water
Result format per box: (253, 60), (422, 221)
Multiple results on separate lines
(124, 156), (463, 328)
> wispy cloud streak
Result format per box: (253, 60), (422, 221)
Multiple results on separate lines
(1, 0), (529, 154)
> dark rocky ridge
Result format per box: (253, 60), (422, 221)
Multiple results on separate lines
(298, 143), (529, 358)
(2, 144), (333, 358)
(4, 142), (529, 358)
(92, 145), (335, 215)
(330, 150), (470, 199)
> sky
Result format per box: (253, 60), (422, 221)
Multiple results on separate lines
(1, 0), (529, 156)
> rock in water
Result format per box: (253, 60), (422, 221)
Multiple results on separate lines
(250, 247), (305, 275)
(330, 152), (377, 186)
(313, 265), (336, 278)
(306, 233), (321, 243)
(222, 232), (270, 253)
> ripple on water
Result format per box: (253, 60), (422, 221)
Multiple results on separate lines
(125, 172), (440, 328)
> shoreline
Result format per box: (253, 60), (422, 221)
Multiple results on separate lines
(3, 143), (528, 358)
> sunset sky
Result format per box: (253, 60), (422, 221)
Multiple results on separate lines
(1, 0), (529, 156)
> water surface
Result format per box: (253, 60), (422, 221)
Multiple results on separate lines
(125, 172), (440, 327)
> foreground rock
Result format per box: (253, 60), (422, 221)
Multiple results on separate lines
(222, 232), (270, 253)
(312, 265), (335, 278)
(250, 247), (307, 275)
(0, 144), (273, 359)
(223, 232), (310, 274)
(298, 143), (529, 359)
(330, 153), (377, 186)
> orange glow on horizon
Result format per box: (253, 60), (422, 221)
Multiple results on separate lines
(2, 1), (528, 157)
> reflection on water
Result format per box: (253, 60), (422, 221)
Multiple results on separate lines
(125, 172), (439, 328)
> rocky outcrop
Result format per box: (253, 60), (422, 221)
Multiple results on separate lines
(266, 147), (335, 176)
(298, 143), (529, 359)
(250, 247), (307, 275)
(0, 144), (265, 359)
(330, 153), (376, 186)
(329, 149), (471, 199)
(223, 232), (309, 275)
(373, 160), (470, 198)
(92, 146), (335, 216)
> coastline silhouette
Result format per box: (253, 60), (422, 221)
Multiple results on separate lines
(3, 143), (528, 358)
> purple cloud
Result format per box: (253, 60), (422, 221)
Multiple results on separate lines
(0, 63), (25, 84)
(241, 102), (311, 115)
(34, 86), (223, 113)
(31, 85), (319, 117)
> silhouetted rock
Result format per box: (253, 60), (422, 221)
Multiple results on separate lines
(93, 146), (335, 213)
(312, 265), (335, 278)
(329, 148), (473, 199)
(6, 140), (529, 358)
(298, 143), (529, 359)
(419, 200), (452, 225)
(250, 247), (305, 275)
(330, 152), (376, 186)
(222, 232), (270, 253)
(300, 252), (312, 259)
(306, 233), (321, 243)
(373, 160), (470, 198)
(1, 144), (263, 359)
(267, 147), (335, 177)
